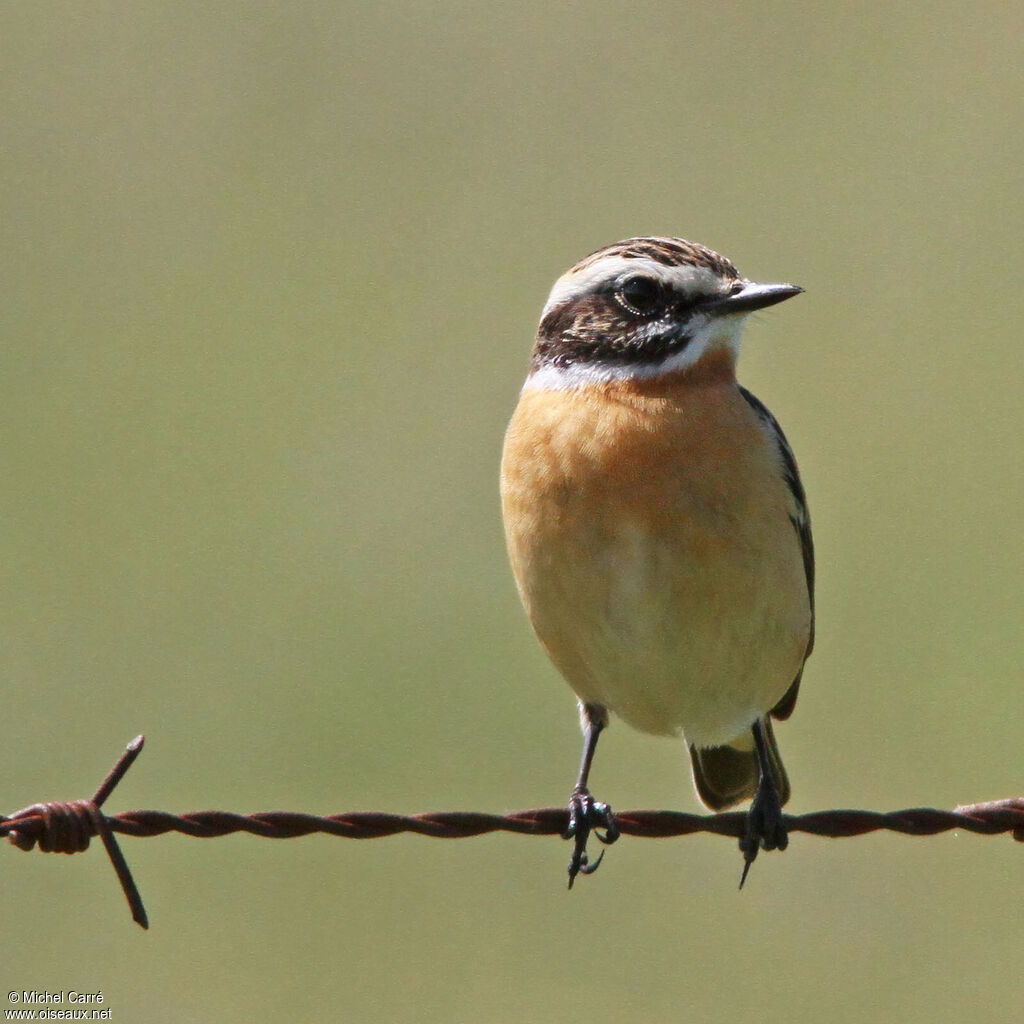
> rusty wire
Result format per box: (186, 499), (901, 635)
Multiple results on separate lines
(3, 736), (1022, 930)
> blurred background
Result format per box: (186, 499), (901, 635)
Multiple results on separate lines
(1, 2), (1021, 1021)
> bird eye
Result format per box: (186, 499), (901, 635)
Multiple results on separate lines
(615, 276), (664, 317)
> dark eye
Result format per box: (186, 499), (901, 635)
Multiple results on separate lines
(615, 276), (664, 317)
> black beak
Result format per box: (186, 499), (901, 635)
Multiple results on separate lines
(704, 281), (803, 316)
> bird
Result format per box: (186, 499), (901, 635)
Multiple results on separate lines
(500, 236), (814, 887)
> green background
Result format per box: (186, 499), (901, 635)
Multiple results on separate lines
(2, 3), (1021, 1021)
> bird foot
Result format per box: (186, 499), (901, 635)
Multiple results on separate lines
(564, 787), (619, 888)
(738, 782), (788, 888)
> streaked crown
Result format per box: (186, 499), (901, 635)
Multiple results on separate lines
(527, 236), (801, 389)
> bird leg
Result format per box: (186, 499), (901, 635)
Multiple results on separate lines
(739, 717), (789, 887)
(565, 703), (619, 888)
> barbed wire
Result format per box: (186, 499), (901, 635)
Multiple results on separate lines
(3, 736), (1022, 930)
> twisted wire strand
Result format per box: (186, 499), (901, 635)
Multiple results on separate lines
(91, 803), (1024, 841)
(3, 736), (1022, 930)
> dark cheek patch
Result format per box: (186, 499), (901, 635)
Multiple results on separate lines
(537, 294), (609, 339)
(532, 294), (696, 371)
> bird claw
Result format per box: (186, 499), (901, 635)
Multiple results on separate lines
(738, 781), (788, 888)
(564, 788), (620, 888)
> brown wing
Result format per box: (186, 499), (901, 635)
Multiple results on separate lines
(738, 386), (815, 721)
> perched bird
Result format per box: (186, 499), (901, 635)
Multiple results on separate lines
(500, 237), (814, 886)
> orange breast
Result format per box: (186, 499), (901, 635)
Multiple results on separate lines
(500, 366), (811, 744)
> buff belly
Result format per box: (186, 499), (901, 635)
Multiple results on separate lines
(501, 378), (810, 747)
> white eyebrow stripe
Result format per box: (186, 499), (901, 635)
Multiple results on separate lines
(542, 257), (728, 318)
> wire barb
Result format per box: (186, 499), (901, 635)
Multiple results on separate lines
(4, 736), (149, 929)
(2, 737), (1022, 929)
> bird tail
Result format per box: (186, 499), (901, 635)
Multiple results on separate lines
(688, 717), (790, 811)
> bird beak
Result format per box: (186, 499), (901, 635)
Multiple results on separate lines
(705, 281), (804, 316)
